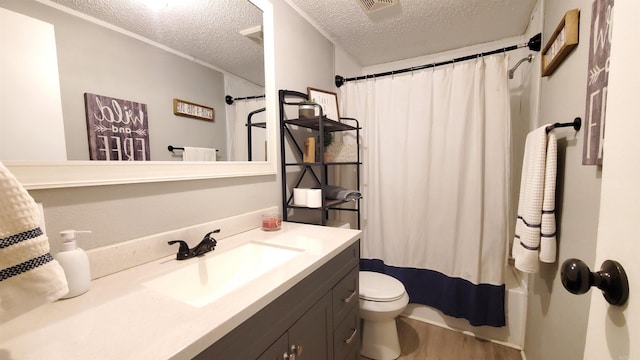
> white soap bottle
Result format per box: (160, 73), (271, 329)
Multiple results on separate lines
(55, 230), (92, 299)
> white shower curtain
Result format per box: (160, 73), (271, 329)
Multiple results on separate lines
(226, 99), (266, 161)
(340, 55), (511, 326)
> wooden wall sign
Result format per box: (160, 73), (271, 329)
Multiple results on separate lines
(84, 93), (150, 161)
(583, 0), (614, 165)
(541, 9), (580, 77)
(173, 98), (214, 121)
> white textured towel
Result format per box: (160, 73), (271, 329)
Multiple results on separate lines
(0, 162), (68, 323)
(539, 135), (557, 263)
(512, 126), (558, 273)
(182, 147), (217, 161)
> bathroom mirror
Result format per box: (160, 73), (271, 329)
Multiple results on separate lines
(1, 0), (276, 189)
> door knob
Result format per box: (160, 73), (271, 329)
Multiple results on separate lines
(560, 258), (629, 306)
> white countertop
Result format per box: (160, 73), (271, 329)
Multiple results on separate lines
(0, 222), (361, 360)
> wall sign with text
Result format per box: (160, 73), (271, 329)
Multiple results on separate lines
(84, 93), (150, 161)
(173, 98), (214, 121)
(583, 0), (614, 165)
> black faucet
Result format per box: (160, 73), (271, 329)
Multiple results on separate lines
(168, 229), (220, 260)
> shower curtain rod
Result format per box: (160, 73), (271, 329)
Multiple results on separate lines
(335, 33), (542, 88)
(225, 94), (265, 105)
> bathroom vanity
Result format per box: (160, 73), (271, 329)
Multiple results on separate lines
(198, 237), (360, 359)
(0, 222), (360, 360)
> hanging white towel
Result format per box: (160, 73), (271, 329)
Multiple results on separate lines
(512, 126), (558, 273)
(182, 147), (217, 161)
(539, 134), (557, 263)
(0, 162), (68, 323)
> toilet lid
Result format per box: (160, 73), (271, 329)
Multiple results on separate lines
(359, 271), (406, 302)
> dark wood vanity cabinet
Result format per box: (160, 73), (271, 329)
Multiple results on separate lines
(257, 292), (332, 360)
(195, 240), (360, 360)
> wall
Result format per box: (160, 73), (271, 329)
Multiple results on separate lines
(272, 0), (335, 225)
(524, 1), (602, 359)
(0, 0), (227, 162)
(18, 0), (335, 258)
(273, 0), (334, 93)
(0, 7), (66, 161)
(584, 0), (639, 358)
(335, 45), (363, 79)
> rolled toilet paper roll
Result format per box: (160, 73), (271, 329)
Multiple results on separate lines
(293, 188), (308, 206)
(307, 189), (322, 208)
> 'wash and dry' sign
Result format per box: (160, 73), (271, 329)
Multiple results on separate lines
(84, 93), (150, 161)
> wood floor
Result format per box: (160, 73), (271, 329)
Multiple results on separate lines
(361, 317), (521, 360)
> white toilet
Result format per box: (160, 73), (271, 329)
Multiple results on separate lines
(359, 271), (409, 360)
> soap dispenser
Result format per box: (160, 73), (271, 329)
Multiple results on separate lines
(55, 230), (92, 299)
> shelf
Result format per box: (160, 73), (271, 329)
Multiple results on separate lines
(285, 117), (358, 132)
(285, 162), (361, 166)
(279, 89), (361, 229)
(287, 198), (357, 209)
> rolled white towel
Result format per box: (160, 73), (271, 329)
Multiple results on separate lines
(539, 133), (557, 263)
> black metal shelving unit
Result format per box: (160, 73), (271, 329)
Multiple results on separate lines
(279, 89), (362, 229)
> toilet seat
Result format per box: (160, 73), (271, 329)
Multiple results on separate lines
(359, 271), (406, 302)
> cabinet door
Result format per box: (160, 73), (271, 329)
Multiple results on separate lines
(333, 305), (360, 360)
(257, 333), (288, 360)
(332, 267), (358, 325)
(288, 292), (333, 360)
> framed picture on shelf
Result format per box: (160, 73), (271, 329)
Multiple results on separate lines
(307, 87), (340, 121)
(173, 98), (214, 121)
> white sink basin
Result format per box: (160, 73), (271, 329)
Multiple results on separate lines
(143, 242), (303, 307)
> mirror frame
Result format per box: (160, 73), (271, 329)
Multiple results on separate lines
(4, 0), (276, 190)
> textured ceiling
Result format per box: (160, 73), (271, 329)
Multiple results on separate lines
(49, 0), (265, 85)
(48, 0), (537, 84)
(287, 0), (538, 66)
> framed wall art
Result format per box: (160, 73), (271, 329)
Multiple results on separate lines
(307, 87), (340, 121)
(84, 93), (150, 161)
(173, 98), (215, 121)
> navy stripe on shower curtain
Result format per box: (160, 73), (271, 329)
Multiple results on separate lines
(360, 258), (506, 327)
